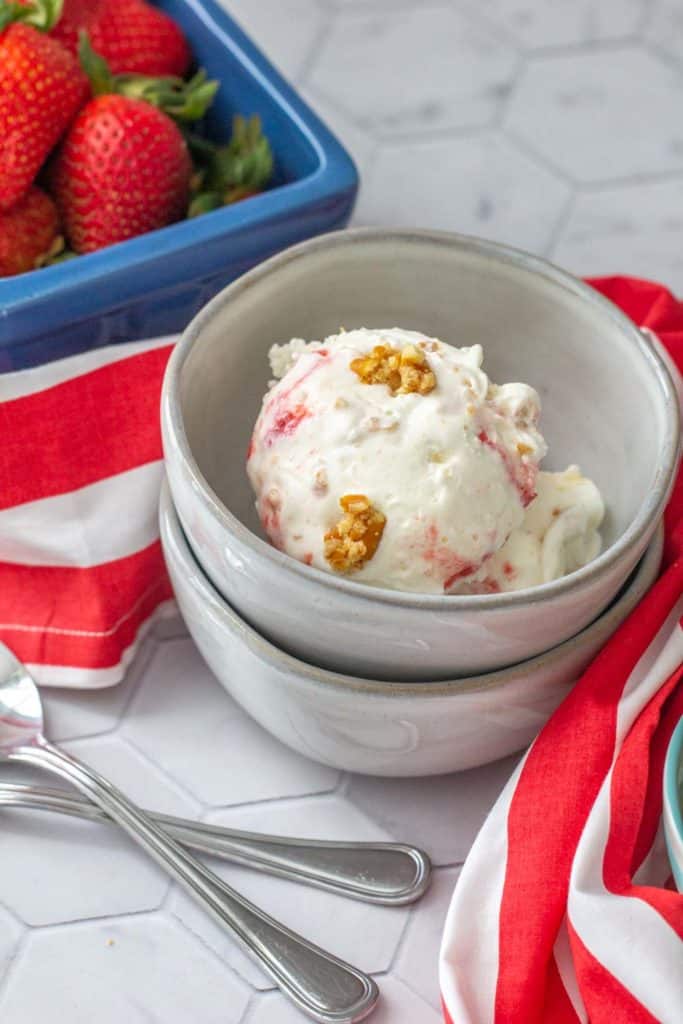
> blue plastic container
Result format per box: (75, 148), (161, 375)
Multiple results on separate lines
(0, 0), (358, 370)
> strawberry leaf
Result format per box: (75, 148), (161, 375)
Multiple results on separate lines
(78, 31), (114, 95)
(184, 116), (273, 219)
(43, 246), (77, 266)
(187, 191), (223, 218)
(113, 69), (219, 123)
(0, 0), (63, 31)
(35, 234), (66, 267)
(184, 130), (218, 161)
(205, 115), (274, 198)
(78, 32), (218, 122)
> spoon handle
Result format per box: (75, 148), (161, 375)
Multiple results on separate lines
(0, 782), (430, 906)
(11, 741), (378, 1024)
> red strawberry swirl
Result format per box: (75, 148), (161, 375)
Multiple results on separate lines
(421, 523), (478, 592)
(477, 430), (537, 507)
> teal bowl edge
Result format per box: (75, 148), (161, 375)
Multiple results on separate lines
(664, 713), (683, 891)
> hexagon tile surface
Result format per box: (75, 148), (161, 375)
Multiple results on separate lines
(121, 637), (339, 806)
(551, 177), (683, 285)
(394, 867), (462, 1011)
(306, 5), (519, 138)
(40, 632), (154, 742)
(505, 48), (683, 183)
(0, 906), (22, 982)
(646, 0), (683, 66)
(0, 734), (197, 926)
(169, 795), (411, 990)
(354, 132), (571, 252)
(246, 978), (442, 1024)
(0, 915), (250, 1024)
(345, 755), (520, 866)
(475, 0), (649, 49)
(225, 0), (328, 82)
(4, 1), (683, 1020)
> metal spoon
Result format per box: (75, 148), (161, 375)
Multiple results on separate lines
(0, 643), (378, 1023)
(0, 781), (430, 905)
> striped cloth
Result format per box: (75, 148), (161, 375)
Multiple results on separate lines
(440, 277), (683, 1024)
(0, 336), (176, 688)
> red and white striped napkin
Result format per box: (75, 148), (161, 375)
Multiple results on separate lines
(0, 276), (681, 1019)
(440, 277), (683, 1024)
(0, 336), (175, 688)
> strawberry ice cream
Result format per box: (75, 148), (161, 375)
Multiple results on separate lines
(450, 467), (604, 594)
(245, 327), (601, 595)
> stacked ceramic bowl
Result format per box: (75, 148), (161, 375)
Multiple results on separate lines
(161, 229), (680, 777)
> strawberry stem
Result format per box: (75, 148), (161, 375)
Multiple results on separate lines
(78, 32), (114, 95)
(187, 192), (223, 218)
(186, 115), (274, 215)
(78, 33), (218, 122)
(205, 115), (274, 196)
(184, 131), (218, 160)
(115, 69), (219, 123)
(0, 0), (63, 32)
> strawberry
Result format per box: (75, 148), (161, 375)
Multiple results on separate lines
(0, 185), (61, 276)
(51, 0), (191, 76)
(0, 2), (90, 210)
(51, 93), (192, 253)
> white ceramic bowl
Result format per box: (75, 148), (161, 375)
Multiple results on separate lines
(160, 481), (664, 777)
(162, 228), (679, 681)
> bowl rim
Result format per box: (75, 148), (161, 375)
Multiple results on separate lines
(664, 715), (683, 850)
(160, 481), (664, 698)
(163, 226), (681, 612)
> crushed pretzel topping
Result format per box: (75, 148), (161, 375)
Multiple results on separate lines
(324, 494), (386, 573)
(350, 344), (436, 396)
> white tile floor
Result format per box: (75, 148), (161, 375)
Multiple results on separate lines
(2, 2), (682, 1021)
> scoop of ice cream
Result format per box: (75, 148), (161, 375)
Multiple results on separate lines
(247, 327), (548, 594)
(451, 467), (605, 594)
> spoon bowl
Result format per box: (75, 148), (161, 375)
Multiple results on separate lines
(0, 642), (44, 752)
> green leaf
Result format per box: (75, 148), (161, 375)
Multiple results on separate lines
(112, 68), (219, 123)
(36, 233), (67, 267)
(0, 0), (63, 32)
(0, 5), (20, 31)
(205, 115), (274, 198)
(187, 191), (223, 218)
(184, 116), (274, 220)
(44, 248), (77, 266)
(29, 0), (63, 30)
(183, 129), (218, 161)
(77, 31), (219, 123)
(78, 31), (114, 95)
